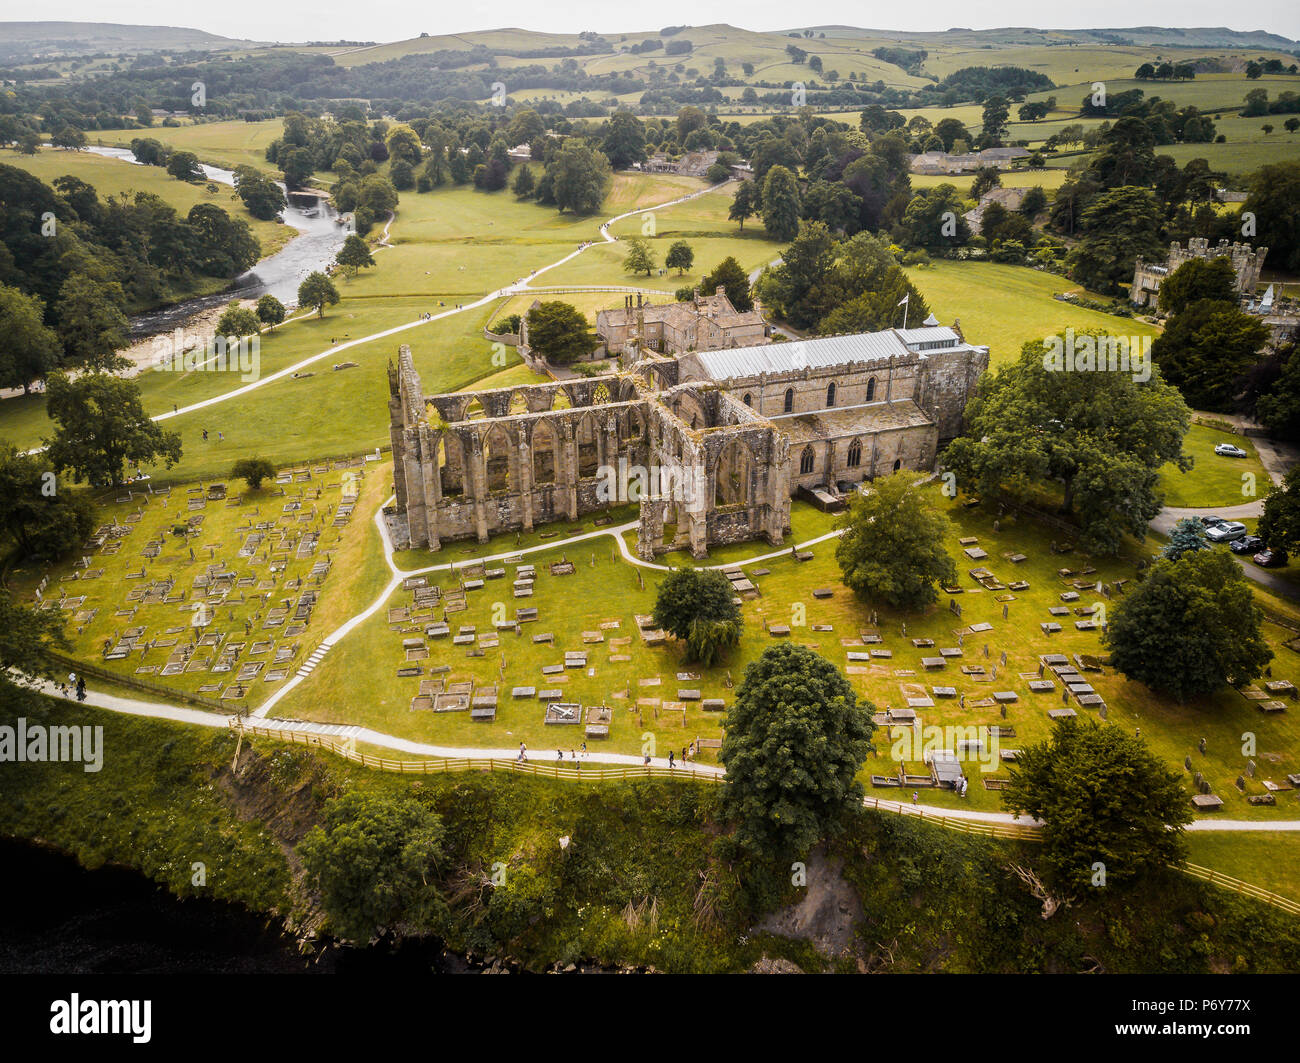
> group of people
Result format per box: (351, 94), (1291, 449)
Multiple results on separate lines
(65, 671), (86, 702)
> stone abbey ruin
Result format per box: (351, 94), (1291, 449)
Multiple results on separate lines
(387, 323), (989, 559)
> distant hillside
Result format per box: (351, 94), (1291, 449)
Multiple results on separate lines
(0, 21), (256, 60)
(803, 25), (1298, 51)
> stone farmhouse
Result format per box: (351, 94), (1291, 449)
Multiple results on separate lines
(594, 288), (768, 356)
(1130, 238), (1269, 308)
(909, 147), (1031, 175)
(963, 186), (1029, 232)
(386, 321), (988, 560)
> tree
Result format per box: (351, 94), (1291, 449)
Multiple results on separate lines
(0, 585), (68, 713)
(546, 141), (611, 214)
(298, 791), (445, 942)
(622, 236), (657, 277)
(166, 151), (205, 182)
(44, 372), (182, 487)
(665, 240), (694, 274)
(0, 284), (60, 393)
(231, 457), (278, 490)
(651, 568), (743, 666)
(719, 644), (874, 857)
(335, 234), (376, 277)
(0, 443), (95, 560)
(51, 125), (86, 150)
(1067, 186), (1164, 295)
(1003, 719), (1192, 894)
(835, 473), (958, 610)
(1151, 298), (1270, 411)
(297, 271), (340, 317)
(1286, 118), (1300, 134)
(981, 95), (1010, 140)
(1162, 517), (1210, 560)
(186, 204), (260, 277)
(970, 165), (1001, 201)
(602, 109), (646, 169)
(511, 164), (535, 198)
(1156, 256), (1237, 315)
(1243, 161), (1300, 271)
(700, 256), (752, 312)
(56, 273), (129, 373)
(1257, 465), (1300, 553)
(256, 294), (285, 330)
(900, 184), (969, 250)
(760, 165), (802, 242)
(728, 180), (759, 231)
(1105, 550), (1271, 700)
(1020, 185), (1048, 217)
(525, 301), (596, 365)
(945, 337), (1192, 555)
(934, 117), (969, 152)
(234, 169), (286, 220)
(384, 124), (423, 167)
(215, 304), (261, 339)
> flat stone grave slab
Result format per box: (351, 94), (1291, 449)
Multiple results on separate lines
(958, 537), (979, 546)
(702, 698), (725, 712)
(1008, 554), (1027, 563)
(1042, 654), (1070, 666)
(794, 552), (813, 562)
(912, 638), (935, 648)
(1068, 682), (1095, 695)
(933, 686), (957, 698)
(847, 651), (872, 662)
(870, 649), (893, 658)
(921, 657), (945, 669)
(939, 647), (962, 658)
(969, 622), (993, 633)
(678, 689), (701, 700)
(1265, 679), (1296, 696)
(964, 547), (988, 560)
(812, 588), (834, 599)
(906, 697), (934, 708)
(812, 624), (833, 632)
(1191, 794), (1223, 810)
(396, 666), (423, 678)
(1059, 591), (1079, 602)
(609, 654), (631, 663)
(452, 634), (474, 646)
(638, 677), (661, 686)
(1008, 581), (1030, 592)
(512, 686), (536, 698)
(542, 664), (564, 675)
(485, 568), (505, 580)
(1259, 700), (1287, 713)
(1048, 708), (1077, 719)
(471, 706), (496, 721)
(564, 653), (587, 667)
(1075, 620), (1100, 630)
(538, 688), (564, 700)
(1077, 694), (1105, 707)
(1028, 680), (1055, 692)
(861, 634), (884, 644)
(532, 632), (554, 644)
(1040, 623), (1062, 634)
(768, 625), (791, 637)
(887, 708), (917, 723)
(993, 691), (1018, 702)
(752, 568), (770, 576)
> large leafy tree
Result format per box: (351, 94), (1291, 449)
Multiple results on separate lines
(1243, 161), (1300, 271)
(622, 236), (657, 277)
(900, 184), (970, 250)
(601, 109), (646, 169)
(524, 301), (596, 364)
(233, 168), (286, 221)
(760, 165), (802, 242)
(1157, 256), (1237, 315)
(727, 179), (759, 230)
(335, 234), (376, 277)
(1105, 550), (1271, 700)
(0, 586), (69, 712)
(1003, 719), (1192, 894)
(720, 644), (874, 857)
(0, 443), (95, 560)
(44, 372), (182, 487)
(298, 791), (446, 942)
(0, 283), (60, 392)
(945, 337), (1191, 554)
(1067, 186), (1164, 295)
(1089, 116), (1158, 189)
(55, 272), (129, 373)
(546, 141), (611, 215)
(835, 473), (958, 609)
(699, 256), (752, 312)
(1151, 298), (1270, 411)
(297, 271), (340, 318)
(1161, 516), (1209, 560)
(1257, 465), (1300, 552)
(665, 240), (694, 274)
(651, 568), (742, 666)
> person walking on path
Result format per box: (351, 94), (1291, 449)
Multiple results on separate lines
(518, 742), (527, 763)
(912, 791), (918, 805)
(668, 750), (675, 769)
(75, 677), (86, 702)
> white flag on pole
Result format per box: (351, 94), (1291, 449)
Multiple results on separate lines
(897, 295), (909, 306)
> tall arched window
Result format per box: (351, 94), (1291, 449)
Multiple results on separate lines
(826, 381), (836, 408)
(866, 377), (876, 401)
(893, 458), (902, 471)
(847, 439), (862, 468)
(800, 446), (814, 475)
(743, 393), (752, 407)
(783, 388), (794, 414)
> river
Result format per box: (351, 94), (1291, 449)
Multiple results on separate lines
(83, 145), (350, 336)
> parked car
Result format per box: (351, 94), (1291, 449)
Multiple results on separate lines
(1214, 443), (1249, 458)
(1199, 515), (1225, 528)
(1255, 548), (1289, 567)
(1230, 535), (1265, 554)
(1206, 521), (1248, 542)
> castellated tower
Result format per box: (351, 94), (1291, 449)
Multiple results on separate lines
(1132, 238), (1269, 308)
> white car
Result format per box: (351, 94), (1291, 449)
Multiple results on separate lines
(1206, 521), (1248, 543)
(1214, 443), (1248, 458)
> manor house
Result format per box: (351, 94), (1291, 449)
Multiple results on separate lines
(387, 320), (988, 560)
(594, 288), (768, 356)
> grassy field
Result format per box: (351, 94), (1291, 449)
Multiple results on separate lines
(1157, 424), (1271, 508)
(1185, 833), (1300, 904)
(95, 119), (285, 176)
(242, 485), (1300, 824)
(902, 260), (1161, 367)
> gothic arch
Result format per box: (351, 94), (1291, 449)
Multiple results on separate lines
(800, 445), (815, 475)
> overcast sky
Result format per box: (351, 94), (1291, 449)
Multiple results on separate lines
(9, 1), (1299, 46)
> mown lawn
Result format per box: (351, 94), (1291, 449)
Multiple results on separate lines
(1157, 423), (1271, 508)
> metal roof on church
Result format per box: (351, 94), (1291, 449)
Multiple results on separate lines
(689, 327), (975, 380)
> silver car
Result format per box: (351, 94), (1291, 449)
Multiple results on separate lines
(1205, 521), (1248, 543)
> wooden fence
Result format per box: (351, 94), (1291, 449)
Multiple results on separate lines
(231, 721), (1300, 919)
(48, 650), (228, 713)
